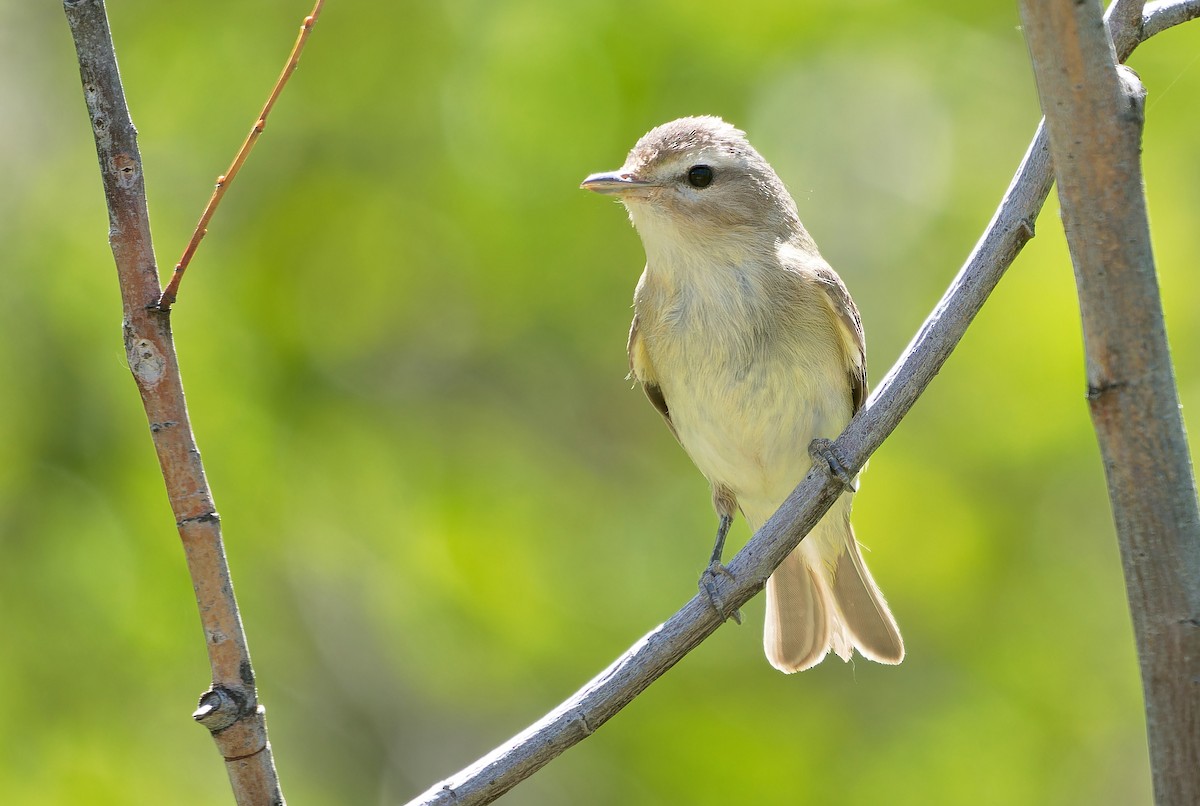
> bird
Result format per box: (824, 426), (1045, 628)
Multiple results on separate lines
(580, 116), (903, 672)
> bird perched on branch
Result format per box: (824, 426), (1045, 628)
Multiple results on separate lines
(581, 116), (903, 672)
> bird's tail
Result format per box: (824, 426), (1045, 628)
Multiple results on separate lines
(763, 512), (903, 673)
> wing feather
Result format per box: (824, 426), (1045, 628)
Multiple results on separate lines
(811, 265), (868, 414)
(627, 313), (678, 440)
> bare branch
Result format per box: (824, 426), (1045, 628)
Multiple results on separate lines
(404, 1), (1200, 803)
(1107, 0), (1149, 58)
(63, 1), (286, 803)
(1019, 0), (1200, 803)
(1143, 0), (1200, 45)
(155, 0), (327, 311)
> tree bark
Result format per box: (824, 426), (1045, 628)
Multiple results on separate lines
(1019, 1), (1200, 803)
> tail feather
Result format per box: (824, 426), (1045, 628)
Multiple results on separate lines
(763, 551), (828, 673)
(762, 515), (903, 672)
(830, 524), (904, 665)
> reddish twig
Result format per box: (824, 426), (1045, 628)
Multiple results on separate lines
(155, 0), (326, 311)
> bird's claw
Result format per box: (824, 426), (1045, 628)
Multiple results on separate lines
(699, 561), (742, 625)
(809, 438), (857, 492)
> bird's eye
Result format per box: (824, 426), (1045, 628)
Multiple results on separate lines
(686, 165), (714, 188)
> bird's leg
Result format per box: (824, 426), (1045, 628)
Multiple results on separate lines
(809, 437), (858, 492)
(699, 514), (742, 624)
(709, 513), (733, 569)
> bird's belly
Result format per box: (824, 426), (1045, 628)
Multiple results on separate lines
(662, 354), (849, 526)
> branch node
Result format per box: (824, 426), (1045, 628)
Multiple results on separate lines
(1116, 64), (1148, 121)
(1086, 379), (1130, 402)
(193, 686), (246, 732)
(571, 709), (596, 737)
(178, 510), (221, 528)
(1017, 216), (1036, 240)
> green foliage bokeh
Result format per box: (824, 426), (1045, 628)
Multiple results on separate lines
(3, 0), (1198, 803)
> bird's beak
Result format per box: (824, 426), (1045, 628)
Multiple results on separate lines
(580, 171), (654, 195)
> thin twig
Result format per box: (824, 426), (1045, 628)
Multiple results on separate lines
(1019, 0), (1200, 802)
(404, 1), (1200, 803)
(63, 0), (286, 803)
(154, 0), (326, 311)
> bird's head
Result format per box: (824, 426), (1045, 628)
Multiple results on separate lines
(581, 116), (804, 251)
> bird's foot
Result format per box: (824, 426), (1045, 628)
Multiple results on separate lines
(809, 438), (857, 492)
(699, 561), (742, 625)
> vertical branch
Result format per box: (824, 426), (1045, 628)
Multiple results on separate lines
(63, 1), (286, 803)
(1018, 1), (1200, 804)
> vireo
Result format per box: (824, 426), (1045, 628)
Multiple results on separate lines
(582, 116), (903, 672)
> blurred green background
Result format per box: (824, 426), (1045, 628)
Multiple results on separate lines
(3, 0), (1198, 803)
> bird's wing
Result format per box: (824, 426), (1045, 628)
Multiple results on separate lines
(627, 313), (679, 440)
(812, 265), (868, 414)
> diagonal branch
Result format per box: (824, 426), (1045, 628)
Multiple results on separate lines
(63, 1), (285, 803)
(1019, 0), (1200, 803)
(156, 0), (326, 311)
(404, 1), (1200, 803)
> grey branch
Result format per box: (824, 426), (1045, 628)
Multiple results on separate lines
(62, 0), (286, 803)
(1020, 0), (1200, 803)
(405, 0), (1200, 803)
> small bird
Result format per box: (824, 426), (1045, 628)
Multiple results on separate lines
(581, 116), (903, 672)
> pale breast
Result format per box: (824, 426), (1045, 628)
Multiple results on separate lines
(641, 284), (853, 514)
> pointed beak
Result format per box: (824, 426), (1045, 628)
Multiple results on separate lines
(580, 170), (655, 195)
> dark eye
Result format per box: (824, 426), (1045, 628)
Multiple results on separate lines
(686, 165), (714, 188)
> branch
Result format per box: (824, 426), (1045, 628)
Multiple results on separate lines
(1142, 0), (1200, 46)
(155, 0), (326, 311)
(63, 1), (285, 803)
(404, 1), (1200, 803)
(1019, 1), (1200, 803)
